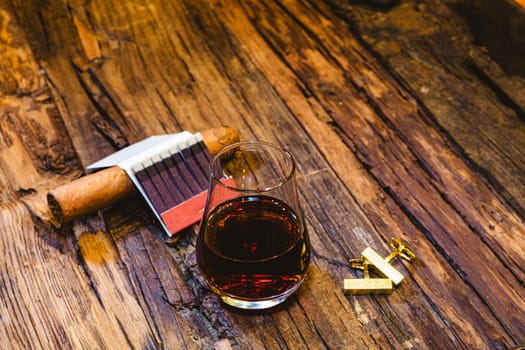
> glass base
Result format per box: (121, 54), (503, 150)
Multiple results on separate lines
(220, 294), (288, 310)
(217, 280), (303, 310)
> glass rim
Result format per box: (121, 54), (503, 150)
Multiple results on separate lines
(210, 140), (296, 193)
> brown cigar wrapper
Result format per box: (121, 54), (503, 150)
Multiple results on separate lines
(47, 126), (240, 225)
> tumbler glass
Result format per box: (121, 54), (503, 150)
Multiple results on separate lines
(196, 140), (311, 310)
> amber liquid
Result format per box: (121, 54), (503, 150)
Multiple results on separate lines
(197, 195), (310, 301)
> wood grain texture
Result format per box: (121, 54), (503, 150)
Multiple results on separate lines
(330, 0), (525, 218)
(1, 0), (524, 349)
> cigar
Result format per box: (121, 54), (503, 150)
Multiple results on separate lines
(47, 126), (240, 225)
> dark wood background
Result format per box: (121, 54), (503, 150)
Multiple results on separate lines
(1, 0), (524, 348)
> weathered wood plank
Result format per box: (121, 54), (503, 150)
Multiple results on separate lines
(210, 0), (522, 348)
(1, 0), (524, 349)
(329, 0), (525, 219)
(1, 4), (178, 349)
(0, 203), (159, 348)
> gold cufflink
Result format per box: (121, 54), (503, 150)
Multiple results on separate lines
(360, 238), (416, 286)
(344, 257), (393, 295)
(344, 238), (416, 294)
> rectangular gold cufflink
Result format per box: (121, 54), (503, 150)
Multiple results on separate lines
(344, 257), (393, 294)
(344, 278), (393, 294)
(361, 247), (405, 286)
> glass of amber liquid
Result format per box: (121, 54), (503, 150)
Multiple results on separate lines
(196, 140), (311, 310)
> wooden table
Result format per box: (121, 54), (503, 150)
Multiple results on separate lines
(1, 0), (524, 348)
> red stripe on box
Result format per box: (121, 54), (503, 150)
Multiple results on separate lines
(161, 177), (236, 235)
